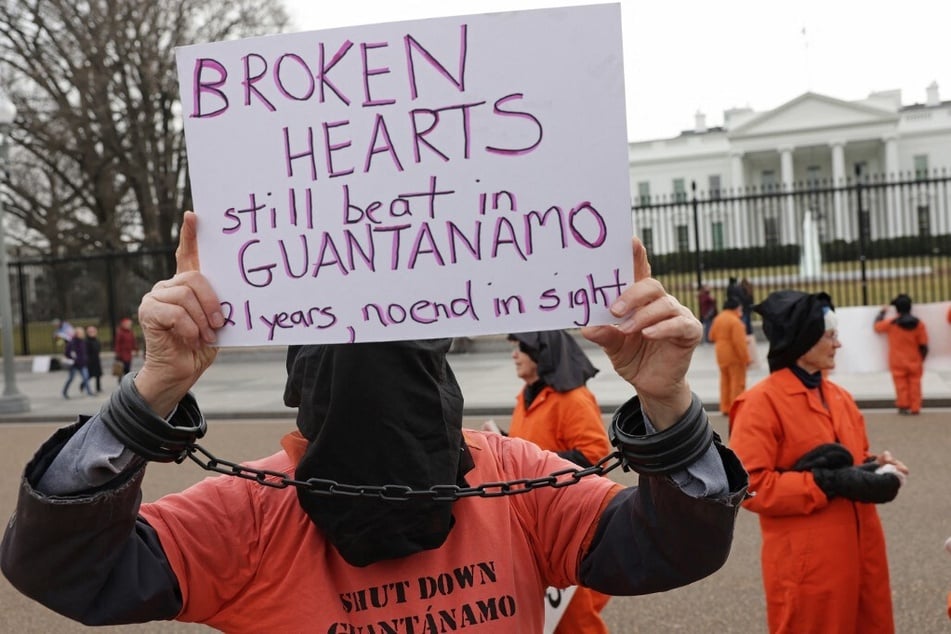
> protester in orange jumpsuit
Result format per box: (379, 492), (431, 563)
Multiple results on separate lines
(708, 297), (750, 415)
(729, 290), (908, 634)
(505, 330), (612, 634)
(874, 294), (929, 415)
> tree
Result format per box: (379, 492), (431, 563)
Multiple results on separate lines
(0, 0), (289, 254)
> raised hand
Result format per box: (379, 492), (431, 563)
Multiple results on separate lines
(582, 237), (701, 429)
(134, 211), (224, 415)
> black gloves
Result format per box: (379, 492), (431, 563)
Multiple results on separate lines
(812, 466), (901, 504)
(791, 443), (854, 471)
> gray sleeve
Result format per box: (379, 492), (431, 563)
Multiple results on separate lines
(643, 415), (729, 499)
(37, 413), (143, 496)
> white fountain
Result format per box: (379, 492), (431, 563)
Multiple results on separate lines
(799, 209), (822, 280)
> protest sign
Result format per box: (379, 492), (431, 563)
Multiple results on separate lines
(176, 3), (633, 346)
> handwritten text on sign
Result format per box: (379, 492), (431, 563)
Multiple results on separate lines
(175, 4), (632, 346)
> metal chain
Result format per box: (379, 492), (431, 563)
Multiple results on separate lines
(182, 443), (625, 502)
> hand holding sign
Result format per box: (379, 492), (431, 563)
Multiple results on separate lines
(582, 238), (700, 430)
(135, 211), (224, 415)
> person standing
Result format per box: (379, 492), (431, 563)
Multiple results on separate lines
(504, 329), (612, 634)
(738, 277), (755, 335)
(85, 326), (103, 394)
(874, 294), (929, 415)
(697, 284), (717, 344)
(729, 290), (907, 634)
(708, 298), (750, 416)
(113, 317), (138, 378)
(61, 329), (94, 398)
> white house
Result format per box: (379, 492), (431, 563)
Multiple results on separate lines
(629, 84), (951, 254)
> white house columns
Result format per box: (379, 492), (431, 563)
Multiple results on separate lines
(884, 134), (900, 238)
(729, 151), (746, 248)
(830, 140), (849, 241)
(780, 146), (797, 245)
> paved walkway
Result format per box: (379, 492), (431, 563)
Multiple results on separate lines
(0, 335), (950, 423)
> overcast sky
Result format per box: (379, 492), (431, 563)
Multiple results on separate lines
(282, 0), (951, 142)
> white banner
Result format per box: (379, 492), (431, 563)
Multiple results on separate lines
(543, 585), (576, 633)
(832, 301), (951, 374)
(175, 4), (633, 346)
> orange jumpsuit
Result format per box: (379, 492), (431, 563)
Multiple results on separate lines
(509, 384), (612, 634)
(874, 315), (928, 413)
(708, 309), (750, 415)
(728, 369), (894, 634)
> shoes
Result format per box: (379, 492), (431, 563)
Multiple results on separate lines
(897, 408), (909, 415)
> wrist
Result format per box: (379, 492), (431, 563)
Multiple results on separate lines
(133, 366), (190, 418)
(638, 381), (693, 430)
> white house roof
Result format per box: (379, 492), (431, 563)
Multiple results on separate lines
(728, 92), (899, 139)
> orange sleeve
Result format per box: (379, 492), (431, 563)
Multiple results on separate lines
(873, 318), (889, 334)
(732, 319), (750, 364)
(558, 388), (613, 464)
(729, 392), (829, 517)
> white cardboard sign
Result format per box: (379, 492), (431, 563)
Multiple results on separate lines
(175, 4), (633, 346)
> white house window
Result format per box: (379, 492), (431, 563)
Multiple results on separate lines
(640, 226), (654, 252)
(708, 174), (722, 200)
(675, 224), (689, 252)
(711, 221), (724, 251)
(917, 206), (931, 236)
(914, 155), (929, 181)
(673, 178), (687, 202)
(764, 216), (779, 247)
(761, 170), (777, 191)
(637, 181), (651, 207)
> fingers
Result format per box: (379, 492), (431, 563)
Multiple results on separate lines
(632, 236), (652, 283)
(175, 211), (201, 275)
(143, 271), (224, 346)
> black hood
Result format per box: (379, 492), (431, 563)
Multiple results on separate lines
(283, 340), (467, 567)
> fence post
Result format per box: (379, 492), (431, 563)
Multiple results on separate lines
(14, 261), (27, 354)
(854, 166), (870, 305)
(691, 181), (703, 291)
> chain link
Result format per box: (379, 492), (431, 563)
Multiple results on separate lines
(183, 443), (625, 502)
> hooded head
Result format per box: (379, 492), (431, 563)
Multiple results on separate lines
(506, 330), (598, 392)
(891, 293), (912, 314)
(283, 339), (467, 567)
(755, 290), (837, 372)
(722, 297), (741, 311)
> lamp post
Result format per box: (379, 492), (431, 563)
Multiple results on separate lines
(0, 91), (29, 413)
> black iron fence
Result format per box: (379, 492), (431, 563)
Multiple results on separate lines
(6, 247), (175, 355)
(2, 171), (950, 354)
(633, 170), (951, 318)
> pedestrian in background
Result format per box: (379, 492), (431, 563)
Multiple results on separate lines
(730, 290), (906, 634)
(504, 329), (613, 634)
(85, 326), (103, 394)
(697, 284), (717, 344)
(113, 317), (138, 378)
(708, 297), (749, 416)
(61, 329), (94, 398)
(738, 277), (755, 335)
(874, 293), (928, 415)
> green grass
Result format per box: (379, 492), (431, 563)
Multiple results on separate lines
(656, 256), (951, 318)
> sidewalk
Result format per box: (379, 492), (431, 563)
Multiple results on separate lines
(0, 337), (949, 423)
